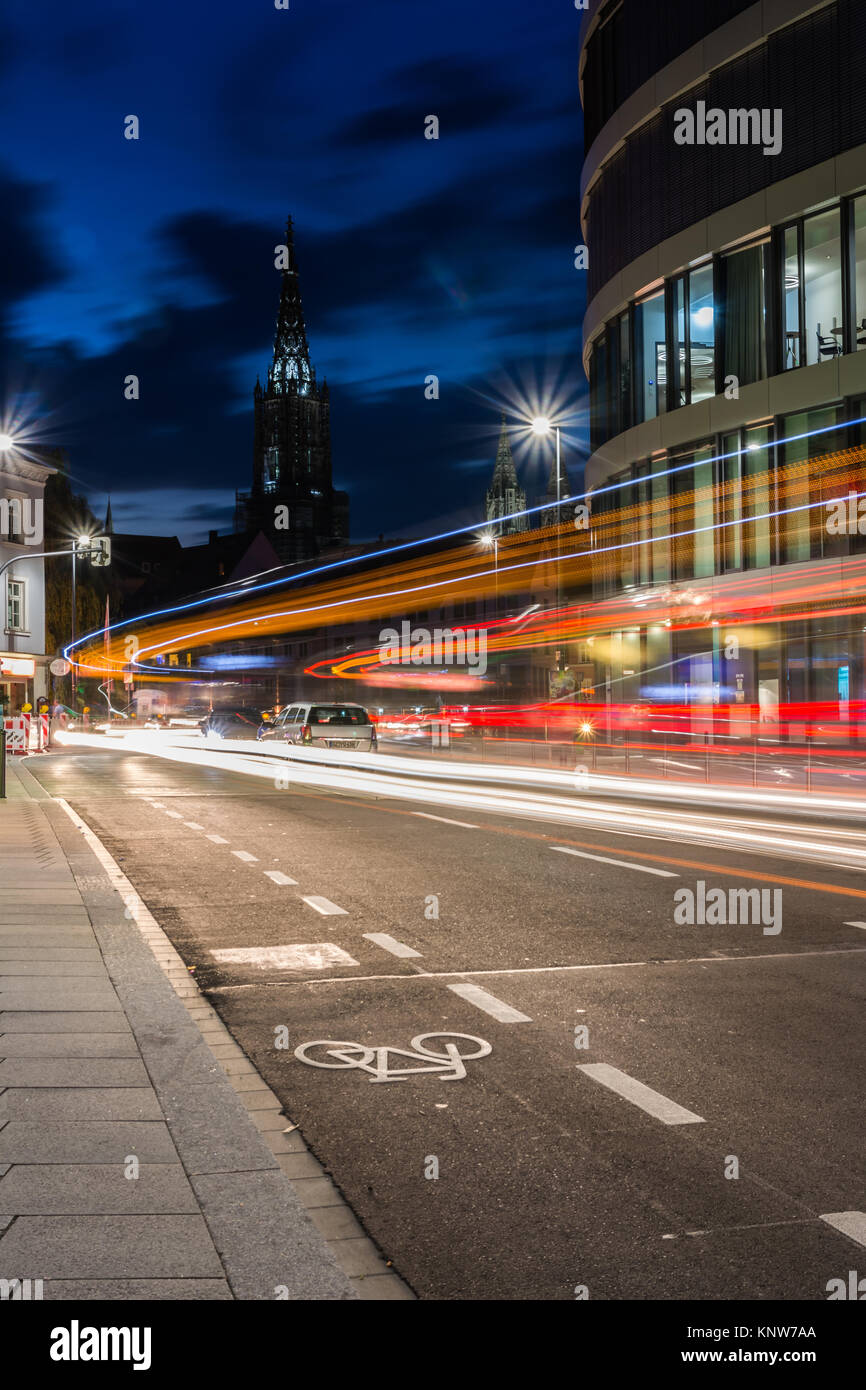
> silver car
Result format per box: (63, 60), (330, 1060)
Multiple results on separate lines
(258, 702), (377, 752)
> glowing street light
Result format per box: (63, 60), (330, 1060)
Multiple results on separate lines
(0, 433), (17, 452)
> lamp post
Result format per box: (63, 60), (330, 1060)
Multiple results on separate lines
(479, 529), (500, 699)
(530, 415), (564, 612)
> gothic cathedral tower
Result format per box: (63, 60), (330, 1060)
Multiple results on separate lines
(237, 218), (349, 561)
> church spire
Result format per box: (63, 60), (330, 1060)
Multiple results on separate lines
(270, 215), (312, 394)
(485, 413), (527, 533)
(490, 413), (519, 491)
(104, 496), (113, 534)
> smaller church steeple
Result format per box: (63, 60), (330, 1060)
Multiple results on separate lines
(104, 496), (113, 535)
(485, 414), (527, 533)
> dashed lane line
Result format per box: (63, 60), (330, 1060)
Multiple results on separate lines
(264, 870), (299, 886)
(550, 845), (679, 877)
(362, 933), (422, 959)
(164, 810), (183, 819)
(302, 895), (349, 916)
(447, 982), (531, 1022)
(231, 850), (258, 863)
(844, 921), (866, 929)
(183, 821), (205, 830)
(206, 834), (229, 844)
(411, 812), (479, 829)
(578, 1062), (705, 1125)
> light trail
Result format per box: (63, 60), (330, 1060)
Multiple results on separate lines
(55, 729), (866, 874)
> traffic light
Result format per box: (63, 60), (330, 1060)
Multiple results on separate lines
(89, 535), (111, 567)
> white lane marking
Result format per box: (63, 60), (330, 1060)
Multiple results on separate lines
(184, 821), (204, 830)
(149, 802), (166, 808)
(206, 834), (229, 844)
(578, 1063), (704, 1125)
(550, 845), (678, 877)
(820, 1211), (866, 1247)
(207, 944), (866, 992)
(302, 895), (349, 916)
(264, 870), (299, 886)
(844, 921), (866, 930)
(412, 812), (479, 829)
(448, 982), (531, 1022)
(211, 943), (358, 970)
(164, 810), (183, 819)
(231, 850), (259, 863)
(363, 932), (422, 959)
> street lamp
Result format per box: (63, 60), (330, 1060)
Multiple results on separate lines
(70, 534), (93, 704)
(0, 433), (17, 452)
(530, 415), (565, 613)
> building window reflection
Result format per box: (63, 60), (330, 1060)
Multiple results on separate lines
(723, 240), (767, 387)
(634, 290), (666, 424)
(854, 196), (866, 351)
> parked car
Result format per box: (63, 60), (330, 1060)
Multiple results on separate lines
(199, 706), (265, 740)
(257, 702), (377, 752)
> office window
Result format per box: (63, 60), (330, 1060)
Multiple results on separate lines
(854, 195), (866, 351)
(804, 209), (843, 366)
(634, 290), (666, 424)
(669, 266), (714, 409)
(617, 311), (631, 434)
(781, 405), (845, 563)
(783, 225), (801, 369)
(671, 445), (714, 580)
(688, 266), (715, 404)
(589, 336), (609, 452)
(6, 579), (25, 632)
(721, 431), (743, 573)
(742, 425), (772, 571)
(650, 455), (670, 583)
(723, 242), (767, 387)
(672, 277), (687, 407)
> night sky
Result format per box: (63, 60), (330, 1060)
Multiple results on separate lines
(1, 0), (586, 545)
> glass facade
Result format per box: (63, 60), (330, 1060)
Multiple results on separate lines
(593, 395), (866, 598)
(633, 291), (666, 425)
(588, 189), (866, 447)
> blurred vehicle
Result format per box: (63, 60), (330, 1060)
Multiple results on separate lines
(166, 702), (211, 729)
(199, 706), (265, 740)
(257, 701), (377, 751)
(377, 706), (471, 744)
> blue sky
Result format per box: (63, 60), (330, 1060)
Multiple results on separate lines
(0, 0), (587, 543)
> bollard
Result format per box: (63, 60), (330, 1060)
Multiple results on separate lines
(0, 729), (5, 799)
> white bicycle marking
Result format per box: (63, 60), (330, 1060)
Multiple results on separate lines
(294, 1032), (492, 1083)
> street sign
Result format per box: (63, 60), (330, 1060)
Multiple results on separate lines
(89, 535), (111, 567)
(50, 657), (71, 676)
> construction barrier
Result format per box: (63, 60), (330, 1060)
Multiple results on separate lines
(2, 717), (27, 756)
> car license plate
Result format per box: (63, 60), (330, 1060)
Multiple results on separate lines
(328, 739), (356, 748)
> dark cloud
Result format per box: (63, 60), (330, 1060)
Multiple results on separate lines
(0, 169), (64, 319)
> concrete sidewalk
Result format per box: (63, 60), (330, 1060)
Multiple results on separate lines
(0, 759), (401, 1300)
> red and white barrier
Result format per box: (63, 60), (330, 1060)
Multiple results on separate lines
(3, 716), (27, 755)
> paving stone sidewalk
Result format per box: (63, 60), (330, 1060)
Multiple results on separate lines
(0, 759), (407, 1300)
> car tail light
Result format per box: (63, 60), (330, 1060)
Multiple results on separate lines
(301, 724), (312, 743)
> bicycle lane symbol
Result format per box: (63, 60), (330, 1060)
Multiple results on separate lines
(294, 1033), (492, 1083)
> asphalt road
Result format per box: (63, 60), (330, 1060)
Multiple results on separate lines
(25, 744), (866, 1300)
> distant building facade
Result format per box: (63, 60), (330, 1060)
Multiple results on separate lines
(236, 218), (349, 563)
(0, 448), (54, 710)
